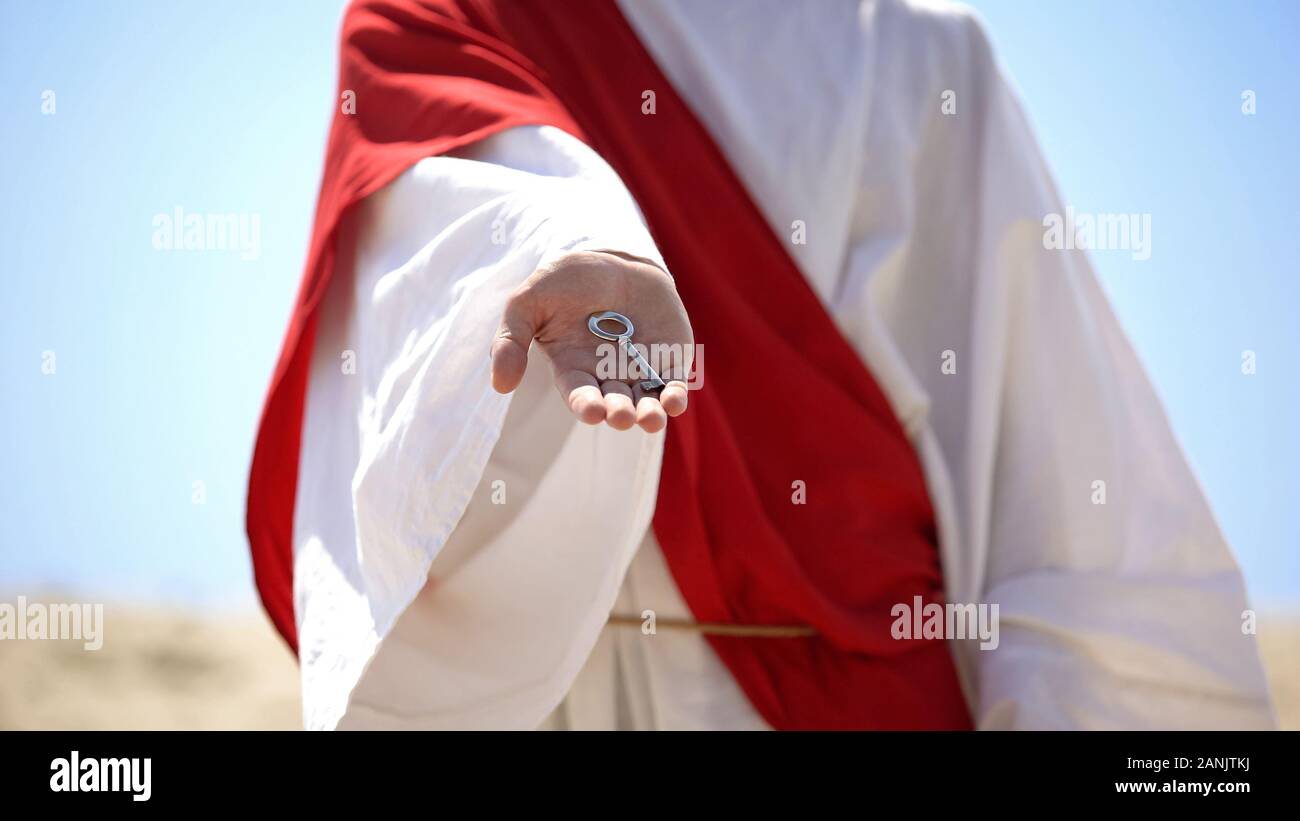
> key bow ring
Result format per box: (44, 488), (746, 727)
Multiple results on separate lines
(588, 310), (667, 392)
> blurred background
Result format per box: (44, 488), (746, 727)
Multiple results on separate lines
(1, 0), (1295, 729)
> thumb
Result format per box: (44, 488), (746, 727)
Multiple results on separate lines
(490, 289), (538, 393)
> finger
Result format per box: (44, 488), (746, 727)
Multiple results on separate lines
(655, 354), (691, 417)
(659, 380), (689, 417)
(634, 394), (667, 433)
(601, 381), (637, 431)
(556, 368), (606, 425)
(490, 290), (537, 394)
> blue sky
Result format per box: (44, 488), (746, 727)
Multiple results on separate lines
(1, 0), (1296, 611)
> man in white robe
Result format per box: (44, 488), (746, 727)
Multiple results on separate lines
(284, 0), (1275, 729)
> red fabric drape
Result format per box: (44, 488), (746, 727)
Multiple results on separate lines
(247, 0), (972, 729)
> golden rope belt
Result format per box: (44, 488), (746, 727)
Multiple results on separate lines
(606, 614), (816, 638)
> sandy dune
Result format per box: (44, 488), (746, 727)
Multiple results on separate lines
(0, 604), (300, 730)
(1, 603), (1294, 730)
(1257, 615), (1299, 729)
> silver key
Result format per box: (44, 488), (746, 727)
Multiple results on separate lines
(587, 311), (667, 392)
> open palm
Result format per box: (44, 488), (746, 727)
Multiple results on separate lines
(490, 250), (694, 432)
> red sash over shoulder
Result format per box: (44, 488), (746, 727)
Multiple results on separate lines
(248, 0), (972, 729)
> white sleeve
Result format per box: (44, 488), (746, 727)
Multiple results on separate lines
(293, 125), (665, 729)
(898, 12), (1276, 729)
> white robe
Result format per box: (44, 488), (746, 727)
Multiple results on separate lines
(291, 0), (1275, 730)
